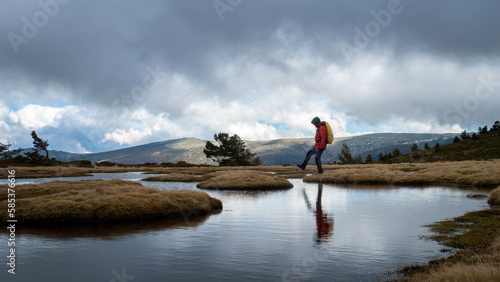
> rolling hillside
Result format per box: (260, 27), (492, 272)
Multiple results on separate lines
(399, 130), (500, 162)
(35, 133), (457, 165)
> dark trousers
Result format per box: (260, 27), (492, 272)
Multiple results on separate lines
(302, 145), (324, 173)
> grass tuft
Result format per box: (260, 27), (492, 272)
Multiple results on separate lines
(488, 186), (500, 206)
(304, 160), (500, 187)
(0, 179), (222, 225)
(196, 170), (293, 190)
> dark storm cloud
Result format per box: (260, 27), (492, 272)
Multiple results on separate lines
(2, 0), (500, 125)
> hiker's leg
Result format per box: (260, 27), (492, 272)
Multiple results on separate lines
(302, 145), (316, 167)
(315, 148), (324, 173)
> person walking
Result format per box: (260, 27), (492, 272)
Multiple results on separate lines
(297, 116), (327, 174)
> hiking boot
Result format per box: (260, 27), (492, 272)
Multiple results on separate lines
(296, 164), (306, 171)
(317, 170), (323, 174)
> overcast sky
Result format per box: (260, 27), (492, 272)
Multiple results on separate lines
(1, 0), (499, 153)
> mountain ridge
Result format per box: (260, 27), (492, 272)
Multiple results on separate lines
(34, 132), (458, 165)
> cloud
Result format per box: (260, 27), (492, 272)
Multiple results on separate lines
(101, 128), (153, 146)
(2, 1), (500, 152)
(380, 118), (463, 134)
(227, 122), (280, 141)
(100, 109), (185, 146)
(8, 104), (77, 129)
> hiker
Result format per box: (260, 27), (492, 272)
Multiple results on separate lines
(297, 116), (327, 174)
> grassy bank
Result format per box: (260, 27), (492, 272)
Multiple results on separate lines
(0, 179), (222, 224)
(4, 160), (500, 188)
(488, 186), (500, 206)
(142, 173), (213, 182)
(397, 208), (500, 281)
(0, 166), (155, 179)
(397, 129), (500, 162)
(196, 170), (293, 190)
(0, 163), (313, 180)
(304, 160), (500, 187)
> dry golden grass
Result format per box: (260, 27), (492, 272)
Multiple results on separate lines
(304, 160), (500, 187)
(404, 244), (500, 282)
(0, 179), (222, 224)
(488, 186), (500, 206)
(4, 161), (499, 188)
(0, 166), (154, 179)
(406, 263), (500, 282)
(196, 170), (293, 190)
(0, 166), (94, 178)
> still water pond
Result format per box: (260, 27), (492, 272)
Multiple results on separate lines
(1, 172), (490, 281)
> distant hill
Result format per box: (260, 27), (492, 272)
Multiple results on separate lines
(398, 130), (500, 162)
(21, 133), (458, 165)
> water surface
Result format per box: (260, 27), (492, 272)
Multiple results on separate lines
(1, 172), (490, 281)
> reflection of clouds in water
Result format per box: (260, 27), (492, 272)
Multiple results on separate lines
(2, 174), (491, 281)
(321, 185), (349, 210)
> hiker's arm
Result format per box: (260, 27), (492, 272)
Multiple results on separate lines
(320, 125), (327, 147)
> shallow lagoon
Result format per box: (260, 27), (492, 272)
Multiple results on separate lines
(1, 172), (490, 281)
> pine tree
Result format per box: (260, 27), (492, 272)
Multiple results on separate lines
(434, 143), (441, 152)
(461, 130), (470, 140)
(354, 155), (363, 164)
(491, 121), (500, 131)
(411, 143), (419, 152)
(31, 131), (49, 162)
(0, 142), (13, 159)
(203, 132), (261, 166)
(378, 153), (385, 162)
(365, 154), (373, 163)
(453, 136), (461, 143)
(424, 143), (430, 150)
(393, 148), (401, 157)
(338, 143), (354, 164)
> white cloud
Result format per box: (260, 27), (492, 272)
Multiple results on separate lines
(75, 142), (92, 154)
(381, 118), (463, 134)
(8, 104), (78, 129)
(0, 102), (9, 120)
(100, 109), (185, 146)
(227, 122), (280, 141)
(102, 127), (153, 146)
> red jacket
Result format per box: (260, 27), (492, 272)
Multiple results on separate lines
(315, 121), (327, 149)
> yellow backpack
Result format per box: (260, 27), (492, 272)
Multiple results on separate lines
(324, 121), (334, 144)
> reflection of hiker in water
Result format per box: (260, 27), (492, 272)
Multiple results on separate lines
(302, 183), (334, 244)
